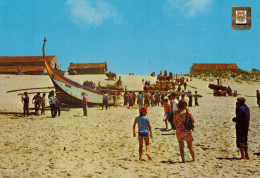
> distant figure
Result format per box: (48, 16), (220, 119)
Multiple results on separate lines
(188, 94), (193, 107)
(163, 99), (171, 130)
(164, 70), (167, 76)
(169, 93), (178, 130)
(137, 92), (143, 108)
(154, 93), (158, 106)
(144, 92), (150, 108)
(128, 92), (134, 108)
(150, 93), (155, 107)
(157, 93), (161, 106)
(124, 92), (129, 106)
(177, 85), (181, 92)
(82, 92), (88, 116)
(257, 90), (260, 107)
(41, 93), (46, 115)
(161, 93), (165, 106)
(102, 92), (109, 110)
(133, 107), (153, 161)
(32, 92), (41, 115)
(227, 86), (233, 96)
(183, 82), (187, 90)
(49, 93), (58, 118)
(194, 91), (199, 106)
(232, 97), (250, 160)
(113, 93), (117, 107)
(173, 100), (195, 163)
(142, 78), (144, 85)
(18, 65), (22, 75)
(57, 100), (61, 116)
(133, 92), (137, 105)
(21, 92), (29, 117)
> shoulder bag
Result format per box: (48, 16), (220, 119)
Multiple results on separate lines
(184, 109), (194, 130)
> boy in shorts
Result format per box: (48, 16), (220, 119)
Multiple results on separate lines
(163, 99), (171, 130)
(133, 107), (153, 161)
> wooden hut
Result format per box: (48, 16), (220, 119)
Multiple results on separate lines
(190, 63), (238, 74)
(0, 56), (60, 75)
(68, 62), (107, 75)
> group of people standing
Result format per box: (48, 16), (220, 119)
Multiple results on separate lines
(133, 93), (195, 163)
(21, 90), (60, 118)
(133, 93), (252, 162)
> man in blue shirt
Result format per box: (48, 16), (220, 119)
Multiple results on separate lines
(137, 92), (143, 108)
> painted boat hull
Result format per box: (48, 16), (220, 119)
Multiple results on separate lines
(43, 40), (118, 107)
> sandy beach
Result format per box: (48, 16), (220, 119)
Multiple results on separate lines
(0, 74), (260, 177)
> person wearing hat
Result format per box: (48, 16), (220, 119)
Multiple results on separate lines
(82, 92), (88, 116)
(133, 107), (153, 161)
(232, 97), (250, 160)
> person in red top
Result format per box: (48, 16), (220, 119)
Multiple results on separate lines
(82, 92), (88, 116)
(173, 100), (195, 163)
(163, 99), (171, 130)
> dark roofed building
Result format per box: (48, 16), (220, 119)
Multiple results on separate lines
(190, 63), (238, 74)
(68, 62), (107, 75)
(0, 56), (60, 75)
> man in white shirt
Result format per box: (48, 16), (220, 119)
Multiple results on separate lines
(169, 93), (179, 130)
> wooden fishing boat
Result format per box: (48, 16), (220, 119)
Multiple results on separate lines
(42, 38), (120, 107)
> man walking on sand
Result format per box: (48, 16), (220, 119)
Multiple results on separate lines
(169, 93), (178, 130)
(256, 90), (260, 107)
(102, 92), (109, 110)
(82, 92), (88, 116)
(32, 92), (41, 115)
(232, 97), (250, 160)
(21, 92), (29, 117)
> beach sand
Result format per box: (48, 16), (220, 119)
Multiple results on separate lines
(0, 74), (260, 177)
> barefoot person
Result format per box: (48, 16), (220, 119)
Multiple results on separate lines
(82, 92), (88, 116)
(232, 97), (250, 160)
(163, 99), (171, 130)
(21, 92), (29, 117)
(133, 107), (153, 161)
(173, 100), (195, 163)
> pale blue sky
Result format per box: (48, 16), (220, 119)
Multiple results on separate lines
(0, 0), (259, 75)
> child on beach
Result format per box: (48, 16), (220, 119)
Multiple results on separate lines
(133, 107), (153, 161)
(163, 99), (171, 130)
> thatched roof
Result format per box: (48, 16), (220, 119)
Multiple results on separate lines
(190, 63), (238, 73)
(69, 62), (107, 70)
(0, 56), (56, 64)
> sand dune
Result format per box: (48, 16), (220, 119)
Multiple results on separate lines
(0, 74), (260, 177)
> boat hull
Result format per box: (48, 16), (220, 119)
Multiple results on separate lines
(43, 41), (118, 107)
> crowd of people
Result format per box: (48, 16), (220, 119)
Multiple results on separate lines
(133, 93), (252, 163)
(20, 87), (256, 163)
(21, 90), (60, 118)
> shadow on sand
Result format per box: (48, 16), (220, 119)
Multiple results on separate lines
(216, 157), (241, 160)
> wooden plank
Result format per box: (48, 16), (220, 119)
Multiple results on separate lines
(17, 91), (58, 96)
(7, 87), (55, 93)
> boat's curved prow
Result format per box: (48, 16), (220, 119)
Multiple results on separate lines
(42, 38), (119, 107)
